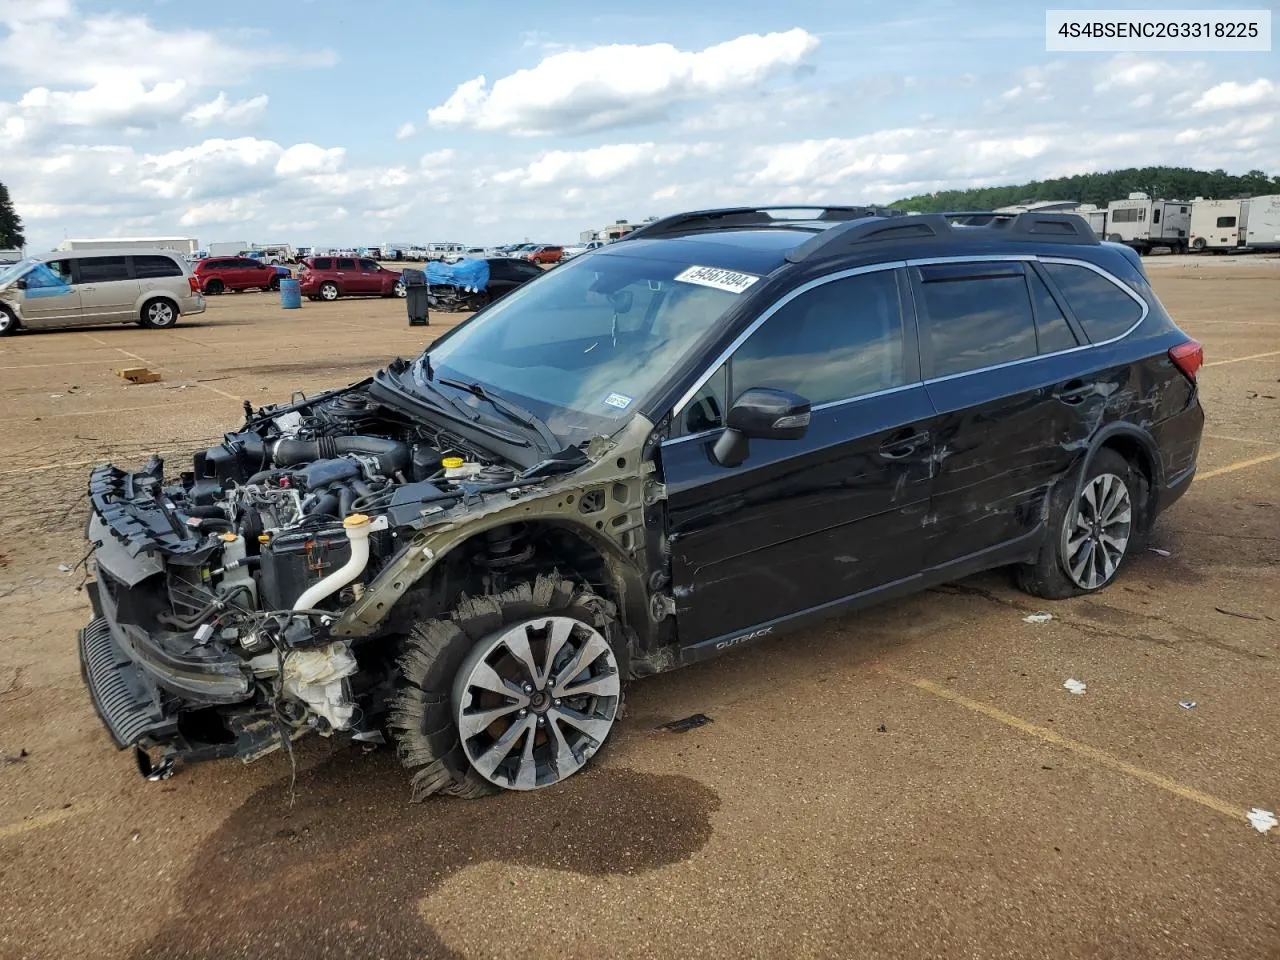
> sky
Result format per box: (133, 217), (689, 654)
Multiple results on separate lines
(1, 0), (1276, 251)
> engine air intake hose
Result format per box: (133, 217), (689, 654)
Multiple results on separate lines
(271, 436), (410, 475)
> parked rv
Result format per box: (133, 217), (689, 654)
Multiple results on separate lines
(55, 237), (199, 256)
(208, 241), (250, 258)
(1188, 199), (1248, 253)
(1241, 195), (1280, 251)
(1104, 194), (1190, 255)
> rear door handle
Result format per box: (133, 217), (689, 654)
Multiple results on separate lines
(879, 430), (930, 460)
(1054, 380), (1094, 405)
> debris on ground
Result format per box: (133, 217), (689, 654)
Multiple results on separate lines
(118, 366), (162, 384)
(1, 747), (30, 765)
(1247, 808), (1277, 834)
(1063, 679), (1087, 695)
(662, 714), (713, 733)
(1148, 547), (1172, 557)
(1179, 700), (1198, 710)
(1214, 606), (1266, 622)
(57, 563), (71, 573)
(1023, 612), (1054, 623)
(876, 724), (888, 733)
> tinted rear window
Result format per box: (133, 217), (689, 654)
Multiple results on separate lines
(337, 258), (356, 270)
(918, 265), (1037, 376)
(77, 256), (131, 284)
(311, 257), (332, 270)
(133, 255), (183, 279)
(1042, 263), (1143, 343)
(1028, 270), (1078, 353)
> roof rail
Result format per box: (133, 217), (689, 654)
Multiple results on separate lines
(619, 205), (904, 242)
(784, 210), (1098, 263)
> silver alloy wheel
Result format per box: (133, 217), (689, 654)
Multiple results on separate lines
(1061, 472), (1132, 590)
(452, 615), (621, 791)
(146, 300), (176, 326)
(0, 309), (12, 332)
(320, 282), (339, 301)
(394, 281), (407, 298)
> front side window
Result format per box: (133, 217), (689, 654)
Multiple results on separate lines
(1042, 262), (1143, 343)
(731, 269), (906, 406)
(77, 256), (130, 284)
(359, 259), (378, 271)
(917, 264), (1037, 377)
(336, 258), (356, 270)
(21, 259), (73, 294)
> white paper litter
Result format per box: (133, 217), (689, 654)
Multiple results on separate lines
(1063, 678), (1087, 695)
(1148, 547), (1172, 557)
(1023, 612), (1054, 623)
(57, 563), (71, 573)
(1247, 808), (1277, 833)
(1178, 700), (1197, 710)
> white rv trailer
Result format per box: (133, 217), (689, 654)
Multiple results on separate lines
(1241, 195), (1280, 251)
(1104, 194), (1191, 254)
(55, 236), (199, 256)
(207, 240), (250, 258)
(1188, 199), (1248, 253)
(993, 201), (1107, 238)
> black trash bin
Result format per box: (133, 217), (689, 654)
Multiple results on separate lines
(401, 268), (429, 326)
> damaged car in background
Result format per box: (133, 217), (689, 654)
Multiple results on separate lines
(79, 205), (1204, 797)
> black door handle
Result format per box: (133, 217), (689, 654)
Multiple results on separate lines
(1054, 380), (1093, 405)
(879, 430), (930, 460)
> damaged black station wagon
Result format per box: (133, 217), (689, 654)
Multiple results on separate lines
(80, 206), (1204, 796)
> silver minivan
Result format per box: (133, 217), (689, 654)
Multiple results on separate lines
(0, 249), (206, 335)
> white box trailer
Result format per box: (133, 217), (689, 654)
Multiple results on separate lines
(1104, 195), (1191, 254)
(207, 240), (250, 258)
(1188, 199), (1248, 253)
(55, 236), (199, 256)
(1241, 195), (1280, 251)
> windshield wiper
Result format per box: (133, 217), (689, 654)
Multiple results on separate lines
(437, 378), (561, 454)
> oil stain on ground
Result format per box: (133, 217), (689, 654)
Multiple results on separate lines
(133, 748), (719, 960)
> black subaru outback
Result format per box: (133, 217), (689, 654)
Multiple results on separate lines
(79, 206), (1204, 796)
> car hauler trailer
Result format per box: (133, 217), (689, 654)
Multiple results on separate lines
(1105, 194), (1191, 255)
(1188, 199), (1249, 253)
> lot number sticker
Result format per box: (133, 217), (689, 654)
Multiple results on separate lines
(674, 265), (761, 294)
(604, 392), (633, 410)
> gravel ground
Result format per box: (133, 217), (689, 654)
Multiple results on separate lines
(1, 256), (1278, 960)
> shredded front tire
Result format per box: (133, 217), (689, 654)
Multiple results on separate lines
(388, 573), (626, 800)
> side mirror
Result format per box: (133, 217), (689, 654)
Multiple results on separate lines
(712, 388), (811, 467)
(14, 277), (26, 290)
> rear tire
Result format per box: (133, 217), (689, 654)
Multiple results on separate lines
(1016, 449), (1140, 599)
(203, 279), (224, 295)
(0, 305), (18, 336)
(388, 573), (627, 800)
(140, 298), (178, 329)
(268, 276), (281, 292)
(319, 282), (339, 301)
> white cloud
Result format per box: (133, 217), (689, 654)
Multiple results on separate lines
(490, 142), (715, 187)
(0, 0), (70, 23)
(12, 78), (188, 128)
(183, 92), (269, 127)
(428, 28), (819, 136)
(1191, 78), (1277, 113)
(275, 143), (345, 176)
(395, 121), (417, 140)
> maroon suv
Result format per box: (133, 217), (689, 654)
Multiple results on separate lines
(193, 257), (284, 294)
(298, 256), (405, 301)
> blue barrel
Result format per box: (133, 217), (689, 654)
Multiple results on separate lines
(279, 278), (302, 309)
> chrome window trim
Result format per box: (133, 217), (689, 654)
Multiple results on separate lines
(663, 254), (1149, 445)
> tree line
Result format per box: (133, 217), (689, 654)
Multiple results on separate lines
(890, 166), (1279, 213)
(0, 180), (23, 249)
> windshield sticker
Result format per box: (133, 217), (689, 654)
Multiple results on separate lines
(674, 265), (761, 294)
(604, 392), (633, 410)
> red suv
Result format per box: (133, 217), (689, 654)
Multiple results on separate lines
(193, 257), (284, 294)
(298, 256), (405, 301)
(524, 245), (564, 265)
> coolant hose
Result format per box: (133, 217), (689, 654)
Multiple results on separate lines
(271, 436), (410, 475)
(293, 514), (375, 610)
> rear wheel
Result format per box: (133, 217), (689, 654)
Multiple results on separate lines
(1017, 449), (1139, 599)
(0, 305), (18, 336)
(140, 298), (178, 329)
(203, 278), (224, 295)
(1192, 237), (1207, 252)
(268, 276), (281, 292)
(319, 281), (339, 301)
(389, 573), (626, 799)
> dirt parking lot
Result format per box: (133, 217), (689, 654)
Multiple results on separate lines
(2, 257), (1279, 960)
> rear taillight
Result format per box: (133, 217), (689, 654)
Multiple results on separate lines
(1169, 339), (1203, 381)
(188, 276), (199, 293)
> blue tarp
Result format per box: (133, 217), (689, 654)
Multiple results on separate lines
(426, 258), (489, 292)
(24, 263), (73, 298)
